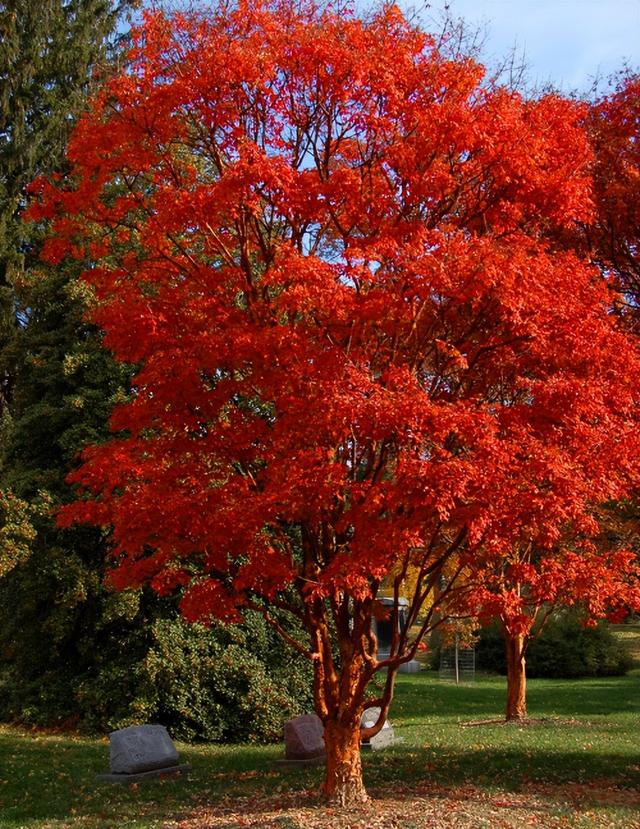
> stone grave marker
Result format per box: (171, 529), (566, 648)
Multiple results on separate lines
(360, 706), (395, 750)
(282, 714), (325, 763)
(97, 724), (192, 783)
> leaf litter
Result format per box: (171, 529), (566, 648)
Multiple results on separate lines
(165, 781), (640, 829)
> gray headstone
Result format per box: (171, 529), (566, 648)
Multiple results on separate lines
(283, 714), (325, 760)
(109, 725), (180, 774)
(360, 706), (395, 750)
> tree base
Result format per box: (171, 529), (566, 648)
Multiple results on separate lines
(323, 783), (369, 807)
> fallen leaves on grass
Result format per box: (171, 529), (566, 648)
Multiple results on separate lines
(530, 780), (640, 809)
(461, 717), (591, 729)
(164, 781), (640, 829)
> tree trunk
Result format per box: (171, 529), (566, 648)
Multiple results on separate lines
(322, 717), (368, 806)
(505, 632), (527, 721)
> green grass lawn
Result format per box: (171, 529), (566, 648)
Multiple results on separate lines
(1, 670), (639, 828)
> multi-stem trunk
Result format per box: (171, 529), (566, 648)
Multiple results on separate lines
(505, 631), (527, 721)
(322, 715), (369, 806)
(306, 590), (376, 806)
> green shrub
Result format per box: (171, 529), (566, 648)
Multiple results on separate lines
(0, 575), (314, 742)
(139, 613), (314, 743)
(526, 616), (633, 678)
(475, 614), (633, 678)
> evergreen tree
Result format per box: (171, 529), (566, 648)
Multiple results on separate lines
(0, 0), (143, 727)
(0, 0), (132, 412)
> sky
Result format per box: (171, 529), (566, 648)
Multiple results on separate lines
(422, 0), (640, 93)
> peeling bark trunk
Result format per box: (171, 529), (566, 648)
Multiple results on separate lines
(322, 717), (369, 806)
(505, 632), (527, 721)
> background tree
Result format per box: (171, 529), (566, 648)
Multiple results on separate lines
(0, 0), (136, 411)
(0, 0), (139, 728)
(461, 73), (640, 720)
(36, 1), (640, 805)
(470, 536), (639, 720)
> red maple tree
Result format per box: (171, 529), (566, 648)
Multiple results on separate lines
(469, 535), (640, 721)
(30, 2), (640, 804)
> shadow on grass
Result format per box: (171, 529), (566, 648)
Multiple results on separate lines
(2, 725), (640, 828)
(0, 728), (319, 828)
(363, 743), (640, 791)
(2, 672), (639, 826)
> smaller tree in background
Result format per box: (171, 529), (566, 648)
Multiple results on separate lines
(470, 535), (639, 720)
(584, 74), (640, 579)
(466, 76), (640, 717)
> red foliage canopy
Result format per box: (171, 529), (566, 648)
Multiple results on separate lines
(31, 0), (640, 625)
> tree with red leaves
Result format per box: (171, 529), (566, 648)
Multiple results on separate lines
(30, 1), (640, 804)
(470, 534), (639, 721)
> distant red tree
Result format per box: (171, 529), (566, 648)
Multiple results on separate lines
(470, 535), (639, 721)
(30, 1), (640, 805)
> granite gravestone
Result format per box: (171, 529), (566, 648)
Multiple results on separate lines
(283, 714), (325, 762)
(97, 724), (191, 783)
(280, 707), (394, 765)
(360, 706), (395, 750)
